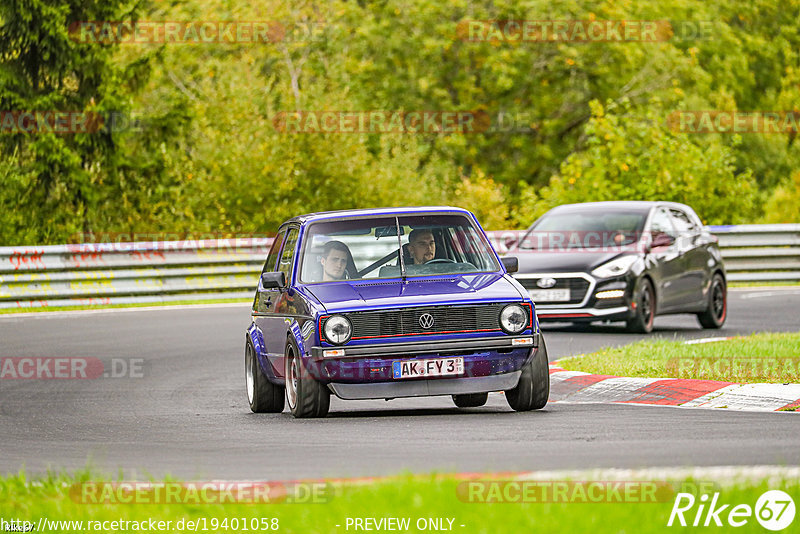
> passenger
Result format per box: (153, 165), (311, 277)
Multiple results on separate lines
(408, 229), (436, 264)
(320, 240), (350, 281)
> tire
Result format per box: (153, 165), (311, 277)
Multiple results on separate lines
(285, 340), (330, 418)
(626, 278), (655, 333)
(452, 392), (488, 408)
(245, 340), (285, 413)
(505, 336), (550, 411)
(697, 273), (727, 329)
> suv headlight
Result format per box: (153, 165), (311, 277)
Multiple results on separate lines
(323, 315), (352, 344)
(591, 255), (638, 279)
(500, 304), (528, 334)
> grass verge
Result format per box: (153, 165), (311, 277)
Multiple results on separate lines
(558, 332), (800, 382)
(1, 470), (798, 533)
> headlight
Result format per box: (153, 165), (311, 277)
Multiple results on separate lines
(323, 315), (352, 344)
(500, 304), (528, 334)
(591, 255), (638, 279)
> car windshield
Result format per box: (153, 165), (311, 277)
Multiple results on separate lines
(518, 208), (648, 250)
(298, 214), (501, 283)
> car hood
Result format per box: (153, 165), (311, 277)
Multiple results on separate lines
(304, 273), (525, 314)
(511, 250), (633, 274)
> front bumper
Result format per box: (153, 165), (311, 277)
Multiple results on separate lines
(329, 370), (521, 400)
(311, 333), (539, 359)
(515, 272), (634, 322)
(307, 334), (539, 384)
(536, 305), (631, 321)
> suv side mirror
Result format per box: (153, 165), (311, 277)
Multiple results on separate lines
(260, 271), (287, 290)
(649, 232), (676, 250)
(501, 256), (519, 274)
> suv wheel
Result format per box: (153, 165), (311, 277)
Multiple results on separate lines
(626, 278), (655, 333)
(697, 273), (727, 329)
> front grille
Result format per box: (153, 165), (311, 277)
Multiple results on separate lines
(332, 303), (507, 340)
(517, 276), (591, 305)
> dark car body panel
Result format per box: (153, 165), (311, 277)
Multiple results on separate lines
(247, 206), (540, 399)
(511, 201), (725, 323)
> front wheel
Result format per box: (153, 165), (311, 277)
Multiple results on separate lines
(452, 392), (488, 408)
(697, 273), (727, 329)
(505, 336), (549, 411)
(285, 341), (330, 418)
(245, 340), (285, 413)
(626, 278), (655, 333)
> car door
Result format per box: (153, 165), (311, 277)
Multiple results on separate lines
(668, 207), (706, 307)
(253, 227), (295, 378)
(646, 207), (684, 311)
(267, 226), (303, 374)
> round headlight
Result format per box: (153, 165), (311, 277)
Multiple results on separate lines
(500, 304), (528, 334)
(323, 315), (352, 344)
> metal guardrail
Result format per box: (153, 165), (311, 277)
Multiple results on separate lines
(1, 224), (798, 309)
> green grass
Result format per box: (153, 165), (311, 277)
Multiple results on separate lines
(729, 281), (800, 288)
(0, 298), (250, 315)
(559, 332), (800, 383)
(2, 470), (799, 533)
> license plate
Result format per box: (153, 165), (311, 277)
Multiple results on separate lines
(392, 357), (464, 379)
(528, 288), (571, 302)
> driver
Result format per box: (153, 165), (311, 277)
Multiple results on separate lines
(320, 240), (350, 281)
(408, 229), (436, 264)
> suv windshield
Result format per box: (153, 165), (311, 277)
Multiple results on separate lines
(519, 208), (648, 250)
(298, 214), (501, 283)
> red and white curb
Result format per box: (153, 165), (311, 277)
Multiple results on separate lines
(548, 364), (800, 412)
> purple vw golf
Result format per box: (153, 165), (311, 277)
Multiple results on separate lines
(245, 207), (549, 418)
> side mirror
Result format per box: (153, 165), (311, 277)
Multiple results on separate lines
(260, 271), (287, 290)
(501, 256), (519, 274)
(650, 233), (676, 249)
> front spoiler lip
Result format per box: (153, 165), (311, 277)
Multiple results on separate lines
(536, 306), (629, 319)
(328, 370), (522, 400)
(310, 333), (539, 360)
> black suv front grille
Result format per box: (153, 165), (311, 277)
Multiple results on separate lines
(517, 277), (591, 305)
(330, 303), (508, 340)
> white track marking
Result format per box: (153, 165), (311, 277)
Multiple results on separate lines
(561, 376), (662, 402)
(681, 383), (800, 411)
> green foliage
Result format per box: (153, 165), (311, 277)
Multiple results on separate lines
(2, 0), (799, 244)
(524, 99), (759, 225)
(762, 171), (800, 223)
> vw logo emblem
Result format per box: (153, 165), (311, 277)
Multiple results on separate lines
(537, 277), (557, 289)
(418, 313), (435, 329)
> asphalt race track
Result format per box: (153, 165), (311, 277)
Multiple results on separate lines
(1, 288), (799, 479)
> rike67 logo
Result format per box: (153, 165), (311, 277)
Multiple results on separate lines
(668, 490), (795, 530)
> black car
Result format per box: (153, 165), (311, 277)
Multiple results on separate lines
(509, 201), (727, 333)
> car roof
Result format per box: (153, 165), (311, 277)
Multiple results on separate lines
(549, 200), (693, 213)
(281, 206), (474, 226)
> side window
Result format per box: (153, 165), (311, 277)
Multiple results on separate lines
(278, 227), (300, 281)
(262, 229), (286, 274)
(669, 209), (698, 235)
(650, 208), (677, 237)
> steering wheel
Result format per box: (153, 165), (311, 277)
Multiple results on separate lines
(426, 258), (455, 264)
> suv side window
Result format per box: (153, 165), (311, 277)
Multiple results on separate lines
(278, 227), (300, 281)
(650, 208), (677, 237)
(669, 209), (698, 235)
(262, 229), (286, 274)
